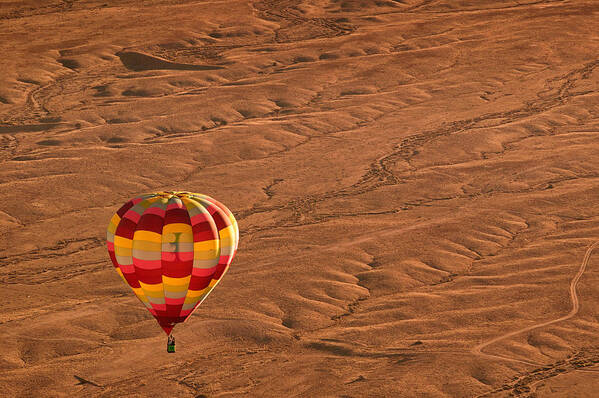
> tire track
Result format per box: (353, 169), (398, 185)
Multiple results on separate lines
(472, 240), (599, 396)
(472, 240), (599, 363)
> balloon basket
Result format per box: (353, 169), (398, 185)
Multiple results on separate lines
(167, 334), (175, 353)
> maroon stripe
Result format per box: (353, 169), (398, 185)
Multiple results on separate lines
(116, 200), (135, 218)
(136, 213), (164, 234)
(136, 268), (163, 285)
(188, 275), (213, 290)
(123, 272), (141, 288)
(115, 217), (137, 240)
(164, 305), (182, 317)
(212, 262), (228, 280)
(162, 260), (193, 278)
(193, 221), (218, 241)
(155, 314), (178, 323)
(210, 208), (230, 231)
(164, 208), (191, 224)
(108, 250), (119, 268)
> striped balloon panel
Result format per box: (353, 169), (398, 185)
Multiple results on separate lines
(106, 192), (238, 335)
(181, 194), (238, 319)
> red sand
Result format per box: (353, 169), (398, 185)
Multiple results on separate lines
(1, 1), (599, 397)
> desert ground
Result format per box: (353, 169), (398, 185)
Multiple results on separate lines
(1, 0), (599, 397)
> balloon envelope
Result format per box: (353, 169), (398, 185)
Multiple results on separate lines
(106, 191), (239, 335)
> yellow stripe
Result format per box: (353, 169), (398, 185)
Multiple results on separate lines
(132, 240), (162, 252)
(141, 197), (162, 207)
(107, 222), (118, 234)
(139, 281), (162, 291)
(140, 289), (164, 298)
(219, 237), (234, 247)
(182, 196), (208, 210)
(184, 294), (206, 304)
(184, 279), (218, 303)
(133, 230), (162, 243)
(218, 225), (234, 239)
(193, 239), (218, 252)
(183, 199), (200, 210)
(114, 246), (132, 257)
(164, 283), (189, 292)
(111, 213), (121, 224)
(194, 250), (219, 260)
(162, 223), (193, 234)
(132, 287), (143, 295)
(132, 287), (149, 302)
(114, 236), (132, 249)
(163, 276), (191, 292)
(186, 287), (208, 299)
(162, 275), (191, 286)
(163, 232), (193, 243)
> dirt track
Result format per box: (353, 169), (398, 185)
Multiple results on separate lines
(473, 240), (599, 365)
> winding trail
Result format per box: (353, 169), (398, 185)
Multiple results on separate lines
(471, 240), (599, 365)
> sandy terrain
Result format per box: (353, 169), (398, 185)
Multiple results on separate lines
(1, 0), (599, 397)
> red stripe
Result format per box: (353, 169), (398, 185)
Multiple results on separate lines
(133, 259), (162, 270)
(115, 217), (137, 239)
(120, 264), (135, 273)
(136, 213), (164, 234)
(164, 303), (184, 317)
(143, 206), (166, 216)
(135, 268), (163, 284)
(162, 259), (193, 278)
(212, 262), (228, 280)
(190, 212), (211, 224)
(164, 208), (191, 225)
(123, 272), (141, 288)
(108, 250), (118, 268)
(188, 275), (212, 290)
(166, 201), (184, 210)
(192, 266), (217, 276)
(151, 303), (167, 312)
(165, 297), (186, 306)
(116, 200), (135, 218)
(218, 255), (232, 264)
(192, 221), (218, 241)
(209, 206), (231, 231)
(162, 251), (193, 261)
(155, 315), (180, 325)
(205, 196), (233, 218)
(123, 210), (141, 223)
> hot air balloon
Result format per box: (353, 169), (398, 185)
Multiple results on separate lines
(106, 191), (239, 352)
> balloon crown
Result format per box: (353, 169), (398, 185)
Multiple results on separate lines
(155, 191), (191, 198)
